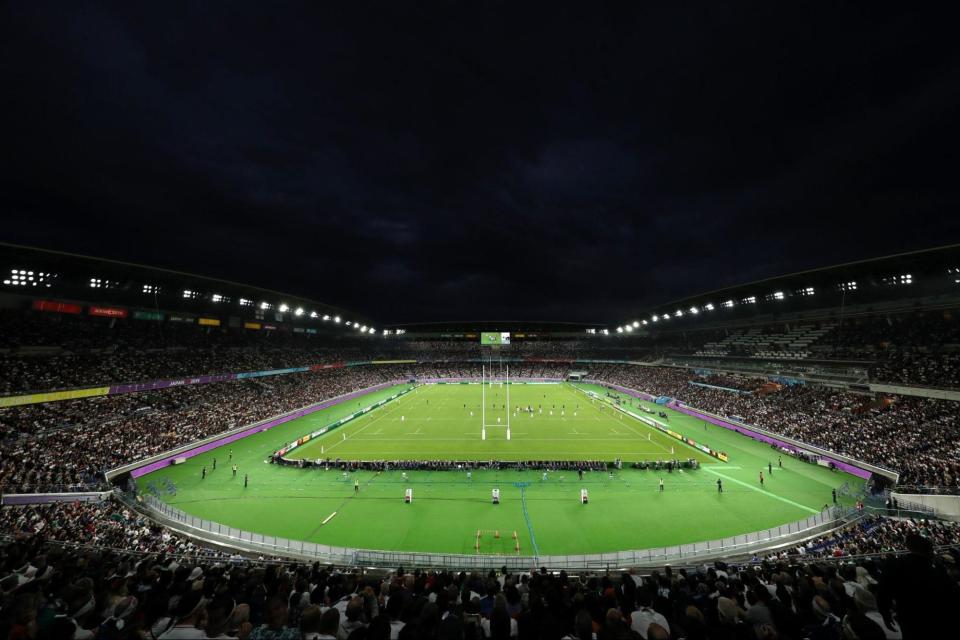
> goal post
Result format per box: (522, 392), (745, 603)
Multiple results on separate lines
(481, 363), (510, 440)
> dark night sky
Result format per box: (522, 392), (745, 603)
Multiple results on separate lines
(1, 3), (959, 323)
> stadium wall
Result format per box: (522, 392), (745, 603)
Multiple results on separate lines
(868, 383), (960, 401)
(891, 493), (960, 519)
(1, 491), (111, 505)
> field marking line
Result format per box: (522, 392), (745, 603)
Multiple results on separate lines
(701, 467), (818, 514)
(316, 400), (405, 454)
(570, 385), (676, 455)
(322, 512), (337, 525)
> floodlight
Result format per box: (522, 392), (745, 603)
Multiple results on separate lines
(675, 310), (683, 317)
(705, 303), (714, 311)
(651, 315), (658, 322)
(279, 304), (289, 313)
(616, 327), (623, 333)
(260, 301), (270, 309)
(295, 307), (304, 316)
(310, 311), (317, 318)
(346, 321), (352, 326)
(632, 321), (639, 328)
(322, 314), (330, 321)
(641, 320), (648, 325)
(334, 316), (341, 323)
(689, 307), (698, 314)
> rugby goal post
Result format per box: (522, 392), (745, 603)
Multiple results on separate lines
(481, 364), (510, 440)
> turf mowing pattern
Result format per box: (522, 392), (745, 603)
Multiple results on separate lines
(139, 381), (863, 556)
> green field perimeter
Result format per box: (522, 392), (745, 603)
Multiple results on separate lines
(139, 381), (864, 556)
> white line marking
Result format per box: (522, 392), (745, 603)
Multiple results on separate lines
(701, 467), (818, 514)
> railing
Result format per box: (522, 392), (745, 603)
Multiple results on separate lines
(891, 485), (960, 496)
(5, 524), (958, 578)
(0, 482), (111, 495)
(138, 493), (860, 570)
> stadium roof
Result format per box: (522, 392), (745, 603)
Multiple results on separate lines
(383, 320), (604, 334)
(0, 242), (375, 332)
(613, 244), (960, 333)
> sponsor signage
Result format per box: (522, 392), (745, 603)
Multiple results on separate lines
(198, 317), (221, 326)
(133, 311), (164, 321)
(89, 306), (128, 318)
(244, 322), (261, 330)
(32, 300), (82, 314)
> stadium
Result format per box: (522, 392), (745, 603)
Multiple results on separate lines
(3, 5), (960, 640)
(2, 241), (960, 626)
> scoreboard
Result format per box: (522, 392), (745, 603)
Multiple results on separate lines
(480, 332), (511, 345)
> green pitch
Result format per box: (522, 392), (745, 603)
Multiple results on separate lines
(139, 381), (863, 557)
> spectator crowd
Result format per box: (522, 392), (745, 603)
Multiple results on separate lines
(591, 366), (960, 488)
(1, 498), (959, 640)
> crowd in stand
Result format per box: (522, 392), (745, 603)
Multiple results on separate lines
(790, 515), (960, 560)
(5, 308), (960, 395)
(1, 498), (959, 640)
(826, 315), (960, 389)
(0, 311), (656, 394)
(2, 304), (960, 494)
(3, 358), (960, 493)
(0, 500), (232, 561)
(593, 366), (960, 488)
(0, 367), (410, 494)
(0, 363), (576, 494)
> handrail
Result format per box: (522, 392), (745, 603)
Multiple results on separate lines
(136, 491), (859, 570)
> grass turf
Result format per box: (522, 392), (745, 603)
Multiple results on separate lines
(139, 381), (863, 556)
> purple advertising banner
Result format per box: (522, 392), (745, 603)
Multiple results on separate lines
(669, 402), (873, 480)
(110, 373), (237, 394)
(129, 381), (403, 479)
